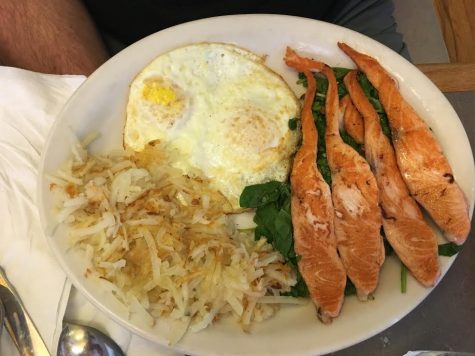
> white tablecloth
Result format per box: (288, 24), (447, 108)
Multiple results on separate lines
(0, 66), (180, 356)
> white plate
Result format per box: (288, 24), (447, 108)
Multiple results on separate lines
(38, 14), (475, 356)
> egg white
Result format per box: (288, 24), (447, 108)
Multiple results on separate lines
(125, 42), (300, 210)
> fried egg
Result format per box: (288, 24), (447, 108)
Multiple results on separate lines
(125, 43), (300, 210)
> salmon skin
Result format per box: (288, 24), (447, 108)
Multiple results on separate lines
(285, 48), (347, 323)
(345, 70), (440, 287)
(338, 42), (470, 245)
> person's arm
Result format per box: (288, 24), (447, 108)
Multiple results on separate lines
(0, 0), (109, 75)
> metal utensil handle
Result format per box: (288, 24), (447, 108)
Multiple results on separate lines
(0, 297), (4, 347)
(0, 267), (51, 356)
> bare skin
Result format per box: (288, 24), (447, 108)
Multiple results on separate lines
(0, 0), (109, 75)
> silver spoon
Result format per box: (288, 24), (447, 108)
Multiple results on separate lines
(57, 322), (125, 356)
(0, 266), (123, 356)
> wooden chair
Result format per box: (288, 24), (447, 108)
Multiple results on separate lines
(416, 0), (475, 92)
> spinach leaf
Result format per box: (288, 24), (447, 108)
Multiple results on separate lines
(254, 224), (271, 242)
(285, 271), (309, 298)
(379, 113), (392, 140)
(254, 203), (280, 237)
(369, 97), (384, 113)
(344, 278), (357, 296)
(334, 68), (352, 98)
(297, 68), (351, 90)
(383, 233), (394, 256)
(288, 117), (299, 130)
(333, 67), (352, 81)
(357, 72), (392, 141)
(313, 111), (332, 185)
(278, 183), (291, 212)
(357, 72), (378, 98)
(299, 67), (363, 184)
(312, 99), (324, 113)
(400, 262), (407, 293)
(438, 242), (463, 256)
(242, 181), (309, 297)
(297, 72), (308, 87)
(273, 209), (293, 257)
(316, 75), (328, 94)
(240, 181), (282, 208)
(317, 155), (332, 185)
(338, 82), (348, 98)
(340, 130), (364, 156)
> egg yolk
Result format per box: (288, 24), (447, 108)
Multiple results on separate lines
(142, 81), (178, 106)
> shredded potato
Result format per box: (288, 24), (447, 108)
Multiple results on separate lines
(50, 140), (299, 343)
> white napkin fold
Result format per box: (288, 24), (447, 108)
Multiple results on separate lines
(0, 67), (84, 355)
(0, 66), (180, 356)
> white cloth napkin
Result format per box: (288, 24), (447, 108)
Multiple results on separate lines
(0, 66), (180, 356)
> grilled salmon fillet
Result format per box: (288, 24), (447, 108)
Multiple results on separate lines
(340, 95), (365, 144)
(338, 42), (470, 245)
(345, 70), (440, 286)
(285, 48), (347, 322)
(322, 66), (384, 300)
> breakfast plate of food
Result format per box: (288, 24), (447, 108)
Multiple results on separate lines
(38, 14), (474, 355)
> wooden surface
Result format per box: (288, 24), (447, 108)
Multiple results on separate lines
(417, 62), (475, 92)
(433, 0), (475, 63)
